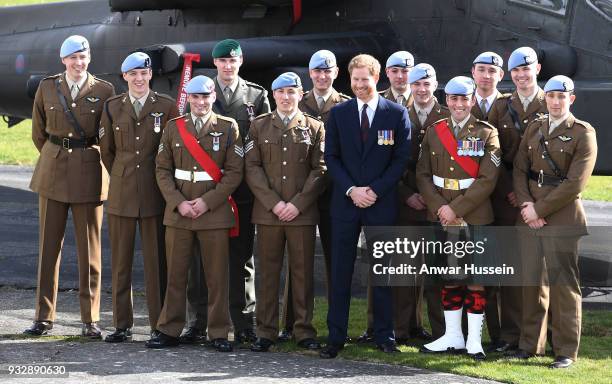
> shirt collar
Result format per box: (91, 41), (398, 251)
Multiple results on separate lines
(217, 76), (239, 93)
(191, 111), (212, 126)
(414, 99), (435, 116)
(549, 113), (570, 132)
(475, 91), (497, 109)
(357, 93), (379, 113)
(313, 88), (333, 102)
(518, 87), (539, 106)
(451, 114), (471, 130)
(391, 87), (411, 101)
(65, 72), (87, 92)
(277, 110), (298, 123)
(129, 91), (150, 106)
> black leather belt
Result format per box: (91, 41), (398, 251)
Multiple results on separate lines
(49, 135), (98, 150)
(529, 170), (564, 186)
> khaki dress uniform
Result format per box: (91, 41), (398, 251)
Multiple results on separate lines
(486, 88), (547, 347)
(279, 88), (350, 333)
(379, 87), (413, 108)
(99, 92), (179, 331)
(513, 113), (597, 361)
(186, 76), (270, 334)
(155, 113), (243, 339)
(245, 111), (326, 342)
(30, 72), (114, 324)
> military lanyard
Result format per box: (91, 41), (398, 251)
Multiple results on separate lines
(55, 78), (88, 139)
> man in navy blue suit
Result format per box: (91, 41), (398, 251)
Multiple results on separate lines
(320, 54), (412, 358)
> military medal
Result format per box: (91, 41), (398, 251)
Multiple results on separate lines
(245, 102), (256, 122)
(383, 131), (389, 145)
(210, 131), (223, 151)
(477, 140), (485, 156)
(468, 138), (475, 156)
(389, 130), (394, 145)
(378, 131), (384, 145)
(150, 112), (164, 133)
(457, 140), (464, 156)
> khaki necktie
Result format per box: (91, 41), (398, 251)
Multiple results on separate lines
(317, 96), (325, 110)
(522, 98), (530, 112)
(71, 84), (79, 100)
(195, 117), (203, 134)
(396, 95), (404, 105)
(480, 99), (488, 117)
(133, 100), (142, 117)
(454, 125), (460, 137)
(418, 110), (427, 126)
(283, 116), (290, 127)
(224, 86), (232, 103)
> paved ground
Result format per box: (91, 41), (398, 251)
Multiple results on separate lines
(0, 287), (500, 384)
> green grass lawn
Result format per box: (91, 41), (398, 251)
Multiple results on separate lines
(274, 297), (612, 384)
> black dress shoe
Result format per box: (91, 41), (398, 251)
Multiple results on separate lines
(179, 327), (206, 344)
(82, 322), (102, 339)
(145, 332), (179, 348)
(235, 328), (257, 344)
(356, 328), (374, 344)
(487, 340), (518, 353)
(104, 328), (132, 343)
(250, 337), (274, 352)
(297, 338), (322, 350)
(550, 356), (573, 369)
(469, 352), (486, 361)
(212, 338), (233, 352)
(505, 349), (535, 360)
(377, 342), (401, 353)
(23, 321), (53, 336)
(320, 344), (343, 359)
(278, 328), (293, 342)
(409, 328), (432, 341)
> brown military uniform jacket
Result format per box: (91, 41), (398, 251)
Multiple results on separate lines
(416, 115), (501, 225)
(155, 113), (244, 230)
(100, 91), (179, 218)
(298, 88), (351, 123)
(470, 90), (508, 121)
(30, 72), (115, 203)
(245, 111), (326, 226)
(398, 100), (449, 223)
(513, 113), (597, 235)
(380, 87), (413, 109)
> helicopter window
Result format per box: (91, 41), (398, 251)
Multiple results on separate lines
(508, 0), (568, 16)
(587, 0), (612, 22)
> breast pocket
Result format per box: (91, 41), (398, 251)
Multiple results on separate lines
(113, 121), (132, 150)
(258, 136), (279, 163)
(549, 139), (575, 172)
(44, 102), (62, 130)
(292, 132), (311, 163)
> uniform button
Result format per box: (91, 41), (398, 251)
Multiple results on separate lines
(71, 103), (76, 108)
(116, 127), (120, 130)
(91, 109), (95, 113)
(317, 115), (322, 119)
(450, 156), (454, 161)
(283, 134), (287, 138)
(523, 119), (528, 124)
(544, 141), (548, 145)
(264, 139), (269, 143)
(136, 164), (140, 168)
(136, 136), (140, 140)
(450, 167), (454, 171)
(282, 175), (287, 180)
(503, 124), (507, 128)
(542, 155), (545, 159)
(432, 152), (435, 155)
(137, 122), (141, 126)
(282, 161), (287, 165)
(528, 146), (532, 150)
(68, 133), (73, 137)
(175, 143), (179, 147)
(283, 147), (287, 151)
(136, 151), (140, 155)
(560, 149), (564, 152)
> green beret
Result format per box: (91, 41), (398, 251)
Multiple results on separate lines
(212, 39), (242, 58)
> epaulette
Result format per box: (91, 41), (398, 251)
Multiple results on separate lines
(253, 112), (273, 121)
(244, 80), (267, 92)
(105, 94), (124, 104)
(168, 114), (186, 123)
(43, 73), (62, 81)
(497, 92), (512, 99)
(153, 92), (175, 102)
(476, 119), (497, 130)
(303, 90), (312, 97)
(338, 92), (352, 100)
(92, 77), (114, 88)
(377, 90), (386, 95)
(303, 113), (323, 123)
(432, 117), (447, 126)
(216, 114), (238, 125)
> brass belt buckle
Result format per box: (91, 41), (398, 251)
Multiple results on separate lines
(537, 170), (544, 188)
(444, 178), (459, 190)
(62, 137), (71, 150)
(190, 170), (195, 183)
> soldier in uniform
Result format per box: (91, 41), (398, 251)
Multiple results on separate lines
(358, 50), (416, 344)
(279, 50), (350, 342)
(510, 76), (597, 369)
(25, 35), (115, 338)
(246, 72), (326, 352)
(486, 47), (548, 352)
(394, 63), (449, 344)
(417, 76), (501, 360)
(182, 39), (270, 344)
(146, 75), (243, 352)
(100, 52), (179, 342)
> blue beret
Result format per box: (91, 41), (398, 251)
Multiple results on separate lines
(271, 72), (302, 91)
(386, 51), (414, 68)
(444, 76), (476, 96)
(121, 52), (151, 73)
(212, 39), (242, 58)
(408, 63), (436, 84)
(309, 50), (337, 70)
(185, 75), (215, 94)
(60, 35), (89, 58)
(508, 47), (538, 71)
(473, 51), (503, 68)
(544, 75), (574, 93)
